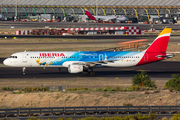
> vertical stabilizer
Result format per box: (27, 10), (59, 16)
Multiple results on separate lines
(145, 28), (172, 53)
(84, 8), (96, 20)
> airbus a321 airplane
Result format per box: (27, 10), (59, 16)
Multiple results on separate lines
(3, 28), (174, 76)
(84, 8), (129, 22)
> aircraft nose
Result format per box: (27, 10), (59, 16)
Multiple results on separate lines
(3, 59), (9, 66)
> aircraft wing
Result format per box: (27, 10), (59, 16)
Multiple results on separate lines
(156, 53), (174, 59)
(72, 59), (117, 66)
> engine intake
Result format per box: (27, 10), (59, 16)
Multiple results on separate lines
(68, 64), (83, 73)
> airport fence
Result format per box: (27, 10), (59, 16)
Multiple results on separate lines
(0, 106), (180, 117)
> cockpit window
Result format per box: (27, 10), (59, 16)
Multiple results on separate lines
(9, 56), (17, 58)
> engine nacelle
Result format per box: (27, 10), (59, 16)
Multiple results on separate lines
(68, 64), (83, 73)
(98, 18), (103, 22)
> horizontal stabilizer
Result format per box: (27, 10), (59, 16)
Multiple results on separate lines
(156, 53), (174, 59)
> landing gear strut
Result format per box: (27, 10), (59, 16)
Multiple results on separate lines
(83, 68), (96, 76)
(22, 67), (26, 75)
(83, 70), (89, 75)
(89, 68), (95, 76)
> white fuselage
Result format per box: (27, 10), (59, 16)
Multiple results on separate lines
(94, 15), (128, 22)
(94, 15), (116, 21)
(3, 51), (145, 68)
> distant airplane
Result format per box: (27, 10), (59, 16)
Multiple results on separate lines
(0, 14), (5, 20)
(116, 15), (129, 22)
(84, 8), (128, 22)
(3, 28), (173, 76)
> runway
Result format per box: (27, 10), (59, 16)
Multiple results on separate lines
(1, 21), (180, 30)
(0, 36), (179, 45)
(1, 34), (180, 39)
(0, 35), (158, 39)
(0, 61), (180, 79)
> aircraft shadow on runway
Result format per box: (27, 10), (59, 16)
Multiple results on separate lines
(0, 68), (180, 78)
(0, 61), (180, 78)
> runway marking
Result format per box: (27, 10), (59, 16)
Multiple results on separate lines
(122, 69), (135, 71)
(76, 77), (90, 80)
(0, 64), (9, 67)
(96, 77), (106, 80)
(136, 70), (151, 71)
(0, 79), (8, 81)
(170, 37), (180, 39)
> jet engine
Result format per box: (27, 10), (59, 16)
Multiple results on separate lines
(68, 64), (83, 73)
(97, 18), (103, 23)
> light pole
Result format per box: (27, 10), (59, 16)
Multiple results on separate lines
(16, 0), (17, 19)
(1, 0), (2, 15)
(96, 0), (98, 16)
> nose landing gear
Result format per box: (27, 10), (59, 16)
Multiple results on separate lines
(22, 67), (26, 75)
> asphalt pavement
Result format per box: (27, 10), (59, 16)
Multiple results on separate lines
(0, 61), (179, 79)
(1, 21), (180, 30)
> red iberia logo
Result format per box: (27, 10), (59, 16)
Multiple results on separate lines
(40, 53), (65, 57)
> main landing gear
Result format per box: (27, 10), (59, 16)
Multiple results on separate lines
(90, 71), (95, 76)
(83, 68), (95, 76)
(83, 70), (89, 75)
(89, 68), (95, 76)
(22, 67), (26, 75)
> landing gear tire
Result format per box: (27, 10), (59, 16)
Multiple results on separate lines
(22, 67), (26, 75)
(90, 71), (95, 76)
(83, 69), (89, 75)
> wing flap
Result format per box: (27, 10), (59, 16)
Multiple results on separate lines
(72, 59), (117, 66)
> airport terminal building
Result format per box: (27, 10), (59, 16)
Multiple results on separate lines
(1, 0), (180, 22)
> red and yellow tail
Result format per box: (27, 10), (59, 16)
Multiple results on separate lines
(84, 8), (96, 20)
(145, 28), (172, 53)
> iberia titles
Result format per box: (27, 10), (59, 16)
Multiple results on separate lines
(39, 53), (65, 57)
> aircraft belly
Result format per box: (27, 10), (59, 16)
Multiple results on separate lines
(102, 61), (137, 67)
